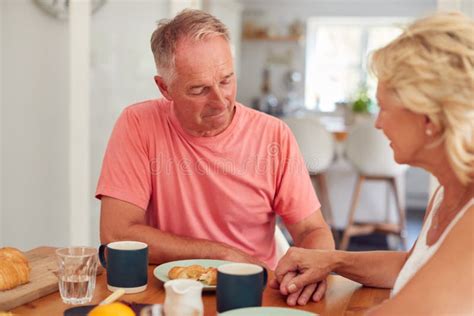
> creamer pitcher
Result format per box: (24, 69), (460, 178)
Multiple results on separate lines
(164, 279), (204, 316)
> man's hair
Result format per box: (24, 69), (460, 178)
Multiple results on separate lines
(371, 11), (474, 185)
(150, 9), (230, 82)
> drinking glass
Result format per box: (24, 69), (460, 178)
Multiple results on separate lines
(56, 247), (98, 304)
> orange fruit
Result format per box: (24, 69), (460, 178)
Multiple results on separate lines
(87, 302), (135, 316)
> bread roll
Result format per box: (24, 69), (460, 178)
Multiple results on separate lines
(198, 267), (217, 286)
(168, 265), (217, 285)
(168, 266), (187, 280)
(0, 247), (30, 291)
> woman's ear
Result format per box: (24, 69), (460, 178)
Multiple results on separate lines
(154, 76), (173, 101)
(424, 115), (441, 137)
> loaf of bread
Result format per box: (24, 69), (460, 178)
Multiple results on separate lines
(168, 265), (217, 285)
(0, 247), (30, 291)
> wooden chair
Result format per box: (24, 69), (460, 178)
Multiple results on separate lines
(275, 225), (290, 260)
(340, 121), (408, 250)
(283, 116), (338, 244)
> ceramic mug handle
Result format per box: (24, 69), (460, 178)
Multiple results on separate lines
(98, 244), (107, 268)
(262, 267), (268, 289)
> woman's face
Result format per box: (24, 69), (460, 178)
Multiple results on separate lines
(374, 83), (429, 165)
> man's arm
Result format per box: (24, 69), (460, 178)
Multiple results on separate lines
(100, 196), (264, 265)
(272, 210), (335, 306)
(286, 210), (334, 250)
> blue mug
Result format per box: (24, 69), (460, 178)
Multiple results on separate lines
(99, 241), (148, 293)
(216, 263), (268, 313)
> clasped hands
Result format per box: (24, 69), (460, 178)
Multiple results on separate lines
(270, 247), (333, 306)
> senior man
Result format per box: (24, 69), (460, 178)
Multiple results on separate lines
(96, 9), (334, 306)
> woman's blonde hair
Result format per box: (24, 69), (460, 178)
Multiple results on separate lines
(371, 11), (474, 185)
(150, 9), (230, 82)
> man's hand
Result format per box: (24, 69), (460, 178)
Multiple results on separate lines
(278, 211), (335, 305)
(270, 247), (335, 304)
(270, 271), (327, 305)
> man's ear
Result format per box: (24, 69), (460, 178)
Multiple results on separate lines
(154, 75), (173, 101)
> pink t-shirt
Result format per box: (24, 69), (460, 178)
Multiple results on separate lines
(96, 99), (320, 268)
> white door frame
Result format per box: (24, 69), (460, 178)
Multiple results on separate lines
(69, 0), (91, 246)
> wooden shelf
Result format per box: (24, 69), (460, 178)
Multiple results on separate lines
(242, 35), (303, 42)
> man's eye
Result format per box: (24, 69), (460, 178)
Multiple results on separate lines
(190, 87), (206, 95)
(220, 79), (230, 85)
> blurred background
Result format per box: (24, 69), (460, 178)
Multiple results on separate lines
(1, 0), (473, 251)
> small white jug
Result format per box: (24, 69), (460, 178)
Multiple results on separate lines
(164, 279), (204, 316)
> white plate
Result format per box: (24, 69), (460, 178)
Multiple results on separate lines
(219, 307), (318, 315)
(153, 259), (231, 291)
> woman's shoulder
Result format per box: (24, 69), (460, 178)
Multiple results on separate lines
(420, 199), (472, 273)
(369, 202), (473, 315)
(444, 201), (473, 247)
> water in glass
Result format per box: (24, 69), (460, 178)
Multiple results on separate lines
(56, 247), (98, 304)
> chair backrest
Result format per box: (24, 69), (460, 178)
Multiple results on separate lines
(274, 225), (290, 261)
(345, 120), (408, 177)
(283, 116), (335, 173)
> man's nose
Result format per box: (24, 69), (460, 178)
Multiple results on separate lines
(209, 85), (227, 108)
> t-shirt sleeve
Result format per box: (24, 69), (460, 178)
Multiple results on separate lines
(272, 122), (321, 225)
(95, 107), (151, 210)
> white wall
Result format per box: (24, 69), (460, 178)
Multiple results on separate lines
(461, 0), (474, 17)
(204, 0), (243, 79)
(1, 0), (70, 249)
(0, 0), (4, 245)
(237, 0), (438, 107)
(89, 0), (169, 246)
(170, 0), (202, 15)
(69, 0), (91, 246)
(438, 0), (474, 16)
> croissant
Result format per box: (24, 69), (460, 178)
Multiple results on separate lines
(0, 247), (30, 291)
(168, 265), (217, 285)
(198, 267), (217, 286)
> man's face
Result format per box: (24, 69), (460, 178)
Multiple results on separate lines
(159, 36), (237, 137)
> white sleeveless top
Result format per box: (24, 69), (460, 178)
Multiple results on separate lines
(391, 187), (473, 296)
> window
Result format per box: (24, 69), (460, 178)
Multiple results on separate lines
(305, 18), (408, 112)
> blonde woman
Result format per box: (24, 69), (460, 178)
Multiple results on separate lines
(271, 11), (474, 314)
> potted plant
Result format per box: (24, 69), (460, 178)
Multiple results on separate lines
(352, 85), (375, 114)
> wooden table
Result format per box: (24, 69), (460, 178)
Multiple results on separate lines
(11, 260), (390, 316)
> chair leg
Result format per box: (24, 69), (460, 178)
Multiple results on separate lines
(313, 173), (333, 224)
(340, 175), (365, 250)
(389, 177), (407, 250)
(384, 180), (391, 223)
(314, 173), (339, 247)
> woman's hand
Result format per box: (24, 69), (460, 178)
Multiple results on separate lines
(273, 247), (337, 295)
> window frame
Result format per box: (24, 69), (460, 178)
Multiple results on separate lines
(304, 17), (411, 112)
